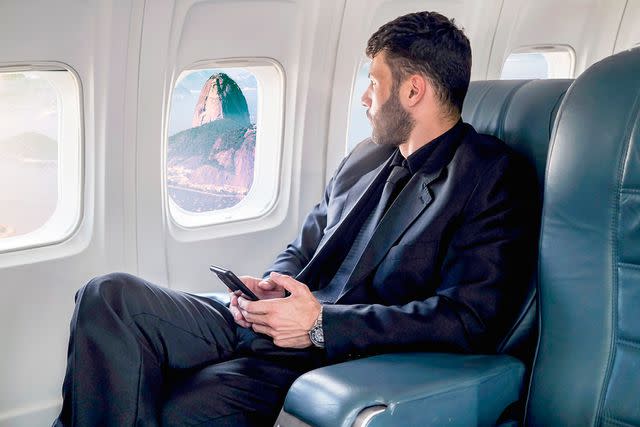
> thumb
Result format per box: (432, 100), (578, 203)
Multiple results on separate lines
(269, 272), (302, 294)
(257, 279), (279, 291)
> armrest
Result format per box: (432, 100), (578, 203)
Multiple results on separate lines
(281, 353), (525, 427)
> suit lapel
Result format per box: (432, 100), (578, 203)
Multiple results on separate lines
(296, 152), (395, 283)
(336, 123), (469, 299)
(336, 168), (444, 299)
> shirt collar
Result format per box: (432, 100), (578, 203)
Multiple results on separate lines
(391, 119), (464, 174)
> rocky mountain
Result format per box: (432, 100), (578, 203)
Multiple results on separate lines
(167, 73), (256, 212)
(192, 73), (251, 128)
(167, 119), (255, 194)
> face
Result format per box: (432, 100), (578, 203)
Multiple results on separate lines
(361, 53), (415, 146)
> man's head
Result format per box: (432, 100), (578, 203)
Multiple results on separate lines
(362, 11), (471, 147)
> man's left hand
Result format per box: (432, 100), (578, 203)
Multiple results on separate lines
(237, 272), (321, 349)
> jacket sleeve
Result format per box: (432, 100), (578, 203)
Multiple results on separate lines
(322, 153), (539, 361)
(263, 154), (352, 279)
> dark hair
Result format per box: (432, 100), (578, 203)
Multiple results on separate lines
(366, 11), (471, 116)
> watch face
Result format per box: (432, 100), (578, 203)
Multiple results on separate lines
(310, 327), (323, 345)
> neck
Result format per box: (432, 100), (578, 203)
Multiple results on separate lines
(399, 115), (459, 158)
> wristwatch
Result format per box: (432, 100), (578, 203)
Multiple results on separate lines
(308, 306), (325, 348)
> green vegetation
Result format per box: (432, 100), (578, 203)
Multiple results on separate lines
(168, 119), (255, 158)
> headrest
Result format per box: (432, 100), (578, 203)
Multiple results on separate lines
(462, 79), (573, 193)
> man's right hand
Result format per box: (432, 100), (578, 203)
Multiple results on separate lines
(228, 276), (286, 327)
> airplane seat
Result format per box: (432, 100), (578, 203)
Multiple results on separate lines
(462, 79), (572, 366)
(274, 79), (573, 427)
(526, 46), (640, 426)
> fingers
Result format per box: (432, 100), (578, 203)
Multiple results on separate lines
(269, 272), (306, 294)
(229, 292), (244, 307)
(257, 278), (280, 291)
(234, 317), (251, 328)
(229, 306), (250, 327)
(240, 310), (270, 326)
(237, 295), (271, 314)
(238, 275), (259, 286)
(229, 294), (251, 328)
(238, 302), (271, 326)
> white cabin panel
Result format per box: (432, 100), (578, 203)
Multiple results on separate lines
(0, 1), (143, 425)
(488, 0), (627, 78)
(1, 1), (637, 426)
(135, 0), (346, 293)
(614, 1), (640, 53)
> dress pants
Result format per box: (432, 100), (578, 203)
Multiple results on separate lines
(53, 272), (326, 426)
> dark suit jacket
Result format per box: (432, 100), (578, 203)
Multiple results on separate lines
(266, 123), (538, 361)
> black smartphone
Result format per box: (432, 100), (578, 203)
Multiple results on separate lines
(209, 265), (260, 301)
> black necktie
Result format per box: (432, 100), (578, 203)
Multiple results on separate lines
(313, 164), (411, 303)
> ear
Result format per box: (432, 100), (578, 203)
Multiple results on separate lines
(404, 74), (427, 107)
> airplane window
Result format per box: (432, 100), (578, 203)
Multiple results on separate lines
(167, 62), (283, 228)
(501, 47), (574, 79)
(0, 67), (82, 253)
(346, 60), (372, 153)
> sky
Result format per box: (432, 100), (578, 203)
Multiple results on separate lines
(0, 69), (259, 144)
(0, 72), (58, 142)
(347, 61), (373, 151)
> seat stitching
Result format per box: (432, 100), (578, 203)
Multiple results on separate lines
(617, 337), (640, 350)
(549, 88), (570, 137)
(596, 70), (640, 425)
(602, 414), (639, 427)
(497, 80), (529, 140)
(523, 78), (578, 420)
(467, 83), (493, 127)
(617, 262), (640, 270)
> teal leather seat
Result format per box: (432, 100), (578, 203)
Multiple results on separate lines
(275, 79), (572, 426)
(278, 46), (640, 426)
(526, 47), (640, 426)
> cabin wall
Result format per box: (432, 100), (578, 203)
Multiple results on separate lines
(0, 2), (140, 426)
(487, 0), (628, 79)
(1, 0), (639, 425)
(615, 1), (640, 53)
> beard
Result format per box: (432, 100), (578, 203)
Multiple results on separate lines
(368, 90), (415, 146)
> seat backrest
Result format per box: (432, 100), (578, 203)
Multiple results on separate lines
(462, 79), (572, 363)
(526, 47), (640, 425)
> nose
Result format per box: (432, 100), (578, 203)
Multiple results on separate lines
(361, 85), (372, 109)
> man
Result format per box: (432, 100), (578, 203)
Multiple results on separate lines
(54, 11), (537, 427)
